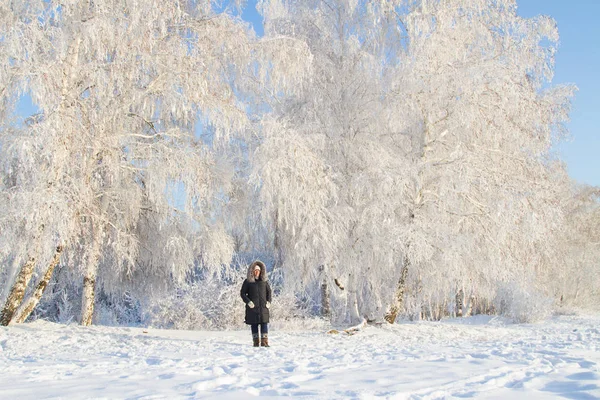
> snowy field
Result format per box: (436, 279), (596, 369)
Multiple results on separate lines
(1, 314), (600, 399)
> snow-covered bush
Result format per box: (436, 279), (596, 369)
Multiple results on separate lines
(144, 271), (318, 330)
(94, 292), (143, 327)
(494, 282), (554, 323)
(30, 267), (81, 324)
(144, 281), (244, 331)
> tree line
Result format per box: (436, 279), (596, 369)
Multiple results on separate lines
(1, 0), (598, 328)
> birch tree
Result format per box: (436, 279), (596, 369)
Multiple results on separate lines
(0, 0), (309, 325)
(388, 0), (574, 320)
(256, 0), (410, 324)
(256, 0), (575, 323)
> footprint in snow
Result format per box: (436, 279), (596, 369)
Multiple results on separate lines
(145, 357), (162, 365)
(566, 371), (600, 381)
(578, 360), (596, 369)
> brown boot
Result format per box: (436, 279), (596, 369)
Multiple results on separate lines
(260, 335), (269, 347)
(253, 334), (260, 347)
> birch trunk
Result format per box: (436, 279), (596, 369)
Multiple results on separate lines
(347, 273), (361, 324)
(384, 261), (409, 324)
(456, 288), (464, 317)
(14, 246), (64, 324)
(463, 294), (474, 317)
(81, 231), (102, 326)
(273, 208), (285, 270)
(80, 272), (96, 326)
(320, 265), (331, 318)
(0, 258), (36, 326)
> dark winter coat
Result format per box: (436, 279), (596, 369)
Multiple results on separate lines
(240, 261), (272, 325)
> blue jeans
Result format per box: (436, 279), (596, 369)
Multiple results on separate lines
(251, 323), (268, 337)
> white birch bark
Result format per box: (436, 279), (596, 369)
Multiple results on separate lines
(0, 258), (36, 326)
(385, 262), (409, 324)
(320, 265), (331, 318)
(14, 246), (64, 324)
(80, 272), (96, 327)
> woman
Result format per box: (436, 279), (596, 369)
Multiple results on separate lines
(240, 260), (272, 347)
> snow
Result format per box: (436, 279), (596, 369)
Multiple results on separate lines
(1, 314), (600, 399)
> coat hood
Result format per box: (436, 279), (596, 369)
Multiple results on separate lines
(247, 260), (267, 282)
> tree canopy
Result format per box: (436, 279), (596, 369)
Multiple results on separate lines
(1, 0), (597, 327)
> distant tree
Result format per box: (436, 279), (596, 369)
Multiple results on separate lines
(555, 184), (600, 308)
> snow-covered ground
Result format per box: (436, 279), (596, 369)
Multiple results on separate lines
(1, 314), (600, 399)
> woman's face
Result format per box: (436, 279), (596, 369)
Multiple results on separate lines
(253, 268), (260, 278)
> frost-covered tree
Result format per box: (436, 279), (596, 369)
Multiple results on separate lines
(389, 0), (574, 320)
(255, 0), (576, 324)
(255, 0), (410, 324)
(1, 0), (588, 328)
(554, 184), (600, 308)
(0, 0), (309, 325)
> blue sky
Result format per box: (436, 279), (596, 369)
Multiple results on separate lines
(516, 0), (600, 187)
(241, 0), (600, 187)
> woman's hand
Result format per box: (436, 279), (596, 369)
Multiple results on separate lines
(266, 301), (271, 309)
(247, 301), (255, 309)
